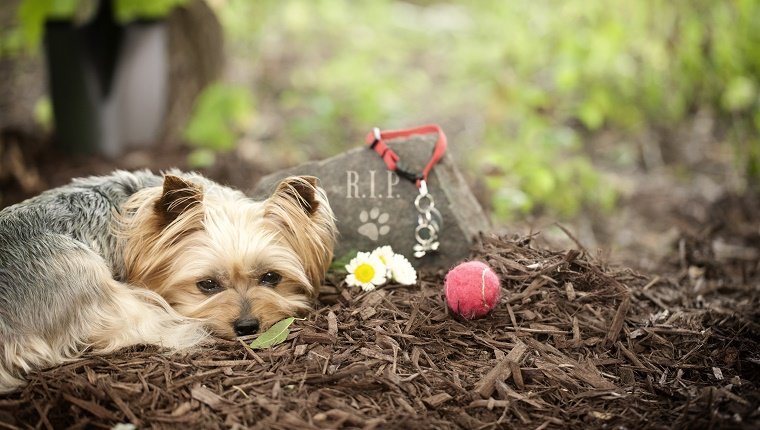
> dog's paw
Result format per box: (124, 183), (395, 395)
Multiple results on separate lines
(357, 207), (390, 241)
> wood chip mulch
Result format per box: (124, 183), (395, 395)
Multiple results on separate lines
(1, 205), (759, 429)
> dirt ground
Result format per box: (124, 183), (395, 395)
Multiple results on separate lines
(1, 130), (759, 429)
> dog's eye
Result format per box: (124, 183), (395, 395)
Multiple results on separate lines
(259, 271), (282, 287)
(197, 279), (223, 294)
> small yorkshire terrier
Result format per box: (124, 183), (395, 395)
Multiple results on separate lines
(0, 170), (336, 392)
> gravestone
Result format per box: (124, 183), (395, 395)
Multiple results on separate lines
(252, 135), (491, 269)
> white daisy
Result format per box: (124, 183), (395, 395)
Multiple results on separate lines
(345, 251), (387, 291)
(388, 253), (417, 285)
(370, 245), (396, 275)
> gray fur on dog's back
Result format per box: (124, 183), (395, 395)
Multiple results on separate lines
(0, 170), (161, 274)
(0, 170), (208, 392)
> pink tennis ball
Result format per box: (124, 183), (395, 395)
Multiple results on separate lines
(444, 261), (501, 319)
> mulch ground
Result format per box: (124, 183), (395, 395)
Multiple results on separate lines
(1, 194), (759, 429)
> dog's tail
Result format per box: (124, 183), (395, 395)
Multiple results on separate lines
(0, 269), (208, 393)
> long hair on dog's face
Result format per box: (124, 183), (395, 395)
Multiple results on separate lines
(117, 174), (336, 338)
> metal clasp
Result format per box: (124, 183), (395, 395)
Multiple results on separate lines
(372, 127), (382, 143)
(412, 180), (442, 258)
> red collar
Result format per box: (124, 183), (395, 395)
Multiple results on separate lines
(365, 124), (448, 189)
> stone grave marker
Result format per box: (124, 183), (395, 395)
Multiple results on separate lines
(252, 134), (491, 269)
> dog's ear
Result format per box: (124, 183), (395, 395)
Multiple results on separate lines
(154, 175), (203, 224)
(265, 175), (336, 290)
(270, 176), (320, 216)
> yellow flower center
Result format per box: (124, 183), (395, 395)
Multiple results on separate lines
(354, 263), (376, 284)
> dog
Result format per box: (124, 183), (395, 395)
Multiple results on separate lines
(0, 170), (336, 392)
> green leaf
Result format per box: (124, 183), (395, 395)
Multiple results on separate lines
(329, 250), (358, 273)
(249, 317), (296, 350)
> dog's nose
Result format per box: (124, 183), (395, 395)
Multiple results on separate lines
(233, 318), (260, 336)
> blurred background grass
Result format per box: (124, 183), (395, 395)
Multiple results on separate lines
(197, 0), (760, 220)
(1, 0), (759, 225)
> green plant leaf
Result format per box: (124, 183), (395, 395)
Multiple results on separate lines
(18, 0), (79, 49)
(330, 250), (358, 273)
(16, 0), (187, 51)
(249, 317), (296, 350)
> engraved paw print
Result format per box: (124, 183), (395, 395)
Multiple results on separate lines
(357, 207), (390, 241)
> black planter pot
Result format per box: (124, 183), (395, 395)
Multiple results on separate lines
(43, 0), (168, 157)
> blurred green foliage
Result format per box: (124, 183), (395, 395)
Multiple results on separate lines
(112, 0), (189, 22)
(207, 0), (759, 220)
(11, 0), (190, 51)
(33, 97), (53, 132)
(184, 82), (255, 168)
(3, 0), (759, 221)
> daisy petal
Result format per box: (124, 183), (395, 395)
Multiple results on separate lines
(389, 253), (417, 285)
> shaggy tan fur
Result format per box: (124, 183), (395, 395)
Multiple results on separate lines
(0, 172), (336, 392)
